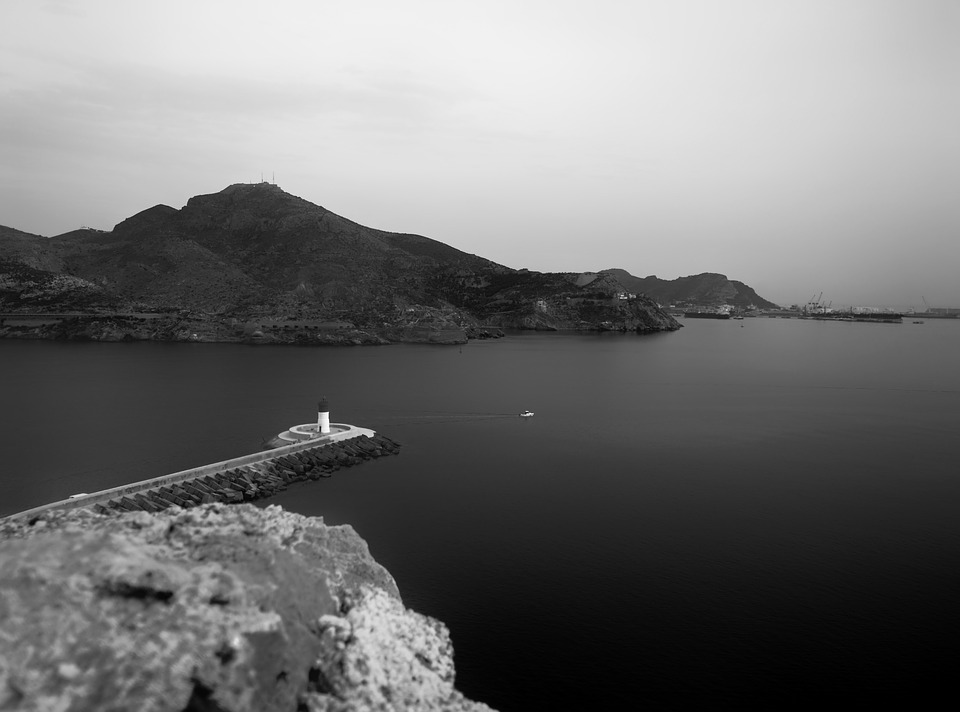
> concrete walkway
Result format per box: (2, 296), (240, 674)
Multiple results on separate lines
(2, 424), (390, 523)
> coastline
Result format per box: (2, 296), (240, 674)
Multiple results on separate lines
(0, 311), (681, 345)
(0, 312), (504, 346)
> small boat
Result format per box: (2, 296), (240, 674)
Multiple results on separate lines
(519, 410), (534, 418)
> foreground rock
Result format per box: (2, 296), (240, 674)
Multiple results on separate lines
(0, 504), (493, 712)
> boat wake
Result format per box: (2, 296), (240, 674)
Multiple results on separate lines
(361, 411), (520, 426)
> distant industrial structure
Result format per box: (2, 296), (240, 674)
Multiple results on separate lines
(916, 307), (960, 318)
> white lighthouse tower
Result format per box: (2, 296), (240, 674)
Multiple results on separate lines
(272, 396), (374, 447)
(317, 396), (331, 435)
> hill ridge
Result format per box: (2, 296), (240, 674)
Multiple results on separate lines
(600, 268), (779, 310)
(0, 184), (752, 343)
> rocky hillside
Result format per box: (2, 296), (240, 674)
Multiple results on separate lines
(0, 503), (494, 712)
(600, 269), (779, 310)
(0, 183), (680, 344)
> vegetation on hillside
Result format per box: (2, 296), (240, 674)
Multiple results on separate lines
(0, 184), (772, 343)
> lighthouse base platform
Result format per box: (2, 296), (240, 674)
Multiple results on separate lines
(265, 423), (376, 450)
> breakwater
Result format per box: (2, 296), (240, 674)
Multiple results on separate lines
(2, 427), (401, 524)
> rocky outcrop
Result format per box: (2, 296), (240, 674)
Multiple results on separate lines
(464, 326), (505, 340)
(600, 269), (779, 310)
(0, 504), (493, 712)
(379, 326), (467, 345)
(484, 292), (680, 333)
(456, 270), (681, 333)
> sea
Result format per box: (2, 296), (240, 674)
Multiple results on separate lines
(2, 317), (959, 709)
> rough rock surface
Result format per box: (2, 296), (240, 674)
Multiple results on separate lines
(0, 504), (493, 712)
(600, 268), (780, 310)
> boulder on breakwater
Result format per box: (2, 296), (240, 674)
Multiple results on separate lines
(0, 503), (494, 712)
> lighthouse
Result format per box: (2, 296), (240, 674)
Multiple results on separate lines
(271, 396), (375, 447)
(317, 396), (331, 435)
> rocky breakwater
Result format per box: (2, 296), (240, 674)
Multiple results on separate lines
(0, 503), (494, 712)
(85, 434), (401, 515)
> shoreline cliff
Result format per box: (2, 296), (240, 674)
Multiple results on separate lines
(0, 503), (495, 712)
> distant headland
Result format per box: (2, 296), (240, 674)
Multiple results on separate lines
(1, 183), (781, 345)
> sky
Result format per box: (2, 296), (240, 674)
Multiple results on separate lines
(1, 0), (958, 308)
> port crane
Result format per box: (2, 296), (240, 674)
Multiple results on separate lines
(805, 292), (823, 315)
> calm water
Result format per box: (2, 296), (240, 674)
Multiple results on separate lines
(2, 319), (960, 708)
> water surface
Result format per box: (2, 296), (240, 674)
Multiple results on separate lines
(2, 318), (958, 708)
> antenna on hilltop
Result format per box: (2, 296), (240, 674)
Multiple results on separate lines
(272, 171), (275, 185)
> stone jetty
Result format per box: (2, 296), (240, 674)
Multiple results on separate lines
(2, 432), (402, 524)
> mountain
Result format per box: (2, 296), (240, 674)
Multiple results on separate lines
(600, 269), (779, 310)
(0, 184), (679, 344)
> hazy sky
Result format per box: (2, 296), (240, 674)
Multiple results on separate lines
(2, 0), (958, 307)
